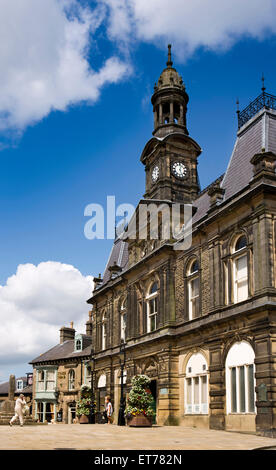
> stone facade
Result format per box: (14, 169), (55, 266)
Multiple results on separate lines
(30, 46), (276, 436)
(86, 47), (276, 437)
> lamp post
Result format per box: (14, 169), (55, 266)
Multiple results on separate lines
(88, 348), (95, 424)
(117, 341), (126, 426)
(54, 387), (60, 422)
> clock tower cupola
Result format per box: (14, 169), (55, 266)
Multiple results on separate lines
(152, 44), (189, 138)
(140, 45), (202, 203)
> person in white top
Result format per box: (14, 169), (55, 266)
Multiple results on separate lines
(105, 396), (113, 424)
(10, 394), (26, 427)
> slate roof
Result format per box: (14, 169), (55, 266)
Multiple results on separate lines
(98, 102), (276, 289)
(0, 376), (32, 395)
(101, 238), (128, 285)
(221, 108), (276, 201)
(30, 334), (92, 364)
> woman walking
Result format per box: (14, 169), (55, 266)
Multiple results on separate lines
(10, 394), (26, 427)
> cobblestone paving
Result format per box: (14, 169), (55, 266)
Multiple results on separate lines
(1, 424), (276, 450)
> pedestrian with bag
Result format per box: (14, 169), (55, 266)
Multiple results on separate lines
(9, 394), (26, 427)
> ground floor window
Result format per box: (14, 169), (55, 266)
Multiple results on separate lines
(185, 353), (208, 414)
(36, 401), (55, 422)
(226, 341), (256, 414)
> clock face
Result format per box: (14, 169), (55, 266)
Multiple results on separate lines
(172, 161), (187, 179)
(152, 165), (159, 183)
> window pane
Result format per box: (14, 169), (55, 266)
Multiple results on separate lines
(237, 279), (248, 302)
(186, 378), (192, 404)
(235, 255), (248, 302)
(239, 366), (246, 412)
(47, 371), (55, 381)
(150, 283), (158, 294)
(231, 368), (237, 413)
(201, 376), (207, 403)
(150, 315), (156, 331)
(194, 377), (199, 404)
(235, 236), (247, 251)
(248, 364), (255, 412)
(191, 277), (199, 297)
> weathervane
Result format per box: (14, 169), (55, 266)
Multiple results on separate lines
(167, 44), (173, 67)
(261, 73), (266, 94)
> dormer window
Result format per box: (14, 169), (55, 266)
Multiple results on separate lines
(16, 380), (23, 391)
(74, 335), (83, 352)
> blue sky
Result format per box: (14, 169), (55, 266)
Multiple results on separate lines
(0, 0), (276, 382)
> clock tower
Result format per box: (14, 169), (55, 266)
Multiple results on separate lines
(140, 45), (201, 203)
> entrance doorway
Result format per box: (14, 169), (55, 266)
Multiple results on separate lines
(149, 380), (157, 424)
(68, 402), (76, 424)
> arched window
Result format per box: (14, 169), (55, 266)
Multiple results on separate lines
(120, 299), (127, 342)
(225, 341), (256, 414)
(146, 282), (158, 333)
(68, 370), (75, 391)
(185, 353), (208, 414)
(98, 374), (106, 389)
(102, 312), (107, 350)
(187, 259), (200, 320)
(232, 235), (248, 303)
(75, 339), (82, 351)
(84, 363), (92, 386)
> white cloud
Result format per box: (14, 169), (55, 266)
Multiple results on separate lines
(0, 261), (93, 371)
(101, 0), (276, 59)
(1, 0), (276, 138)
(0, 0), (130, 134)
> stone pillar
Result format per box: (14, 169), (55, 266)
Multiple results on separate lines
(164, 263), (176, 325)
(159, 103), (163, 125)
(154, 108), (158, 129)
(169, 101), (174, 123)
(180, 104), (184, 125)
(8, 375), (15, 401)
(255, 326), (276, 437)
(253, 211), (275, 294)
(208, 341), (225, 430)
(157, 348), (179, 425)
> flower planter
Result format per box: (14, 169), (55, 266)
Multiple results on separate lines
(79, 414), (89, 424)
(128, 414), (152, 427)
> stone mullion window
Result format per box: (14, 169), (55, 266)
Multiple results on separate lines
(247, 247), (254, 297)
(142, 297), (147, 334)
(186, 259), (200, 320)
(146, 282), (158, 333)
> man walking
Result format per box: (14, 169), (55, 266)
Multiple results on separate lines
(10, 394), (26, 427)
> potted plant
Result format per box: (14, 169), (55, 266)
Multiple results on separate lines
(76, 385), (95, 424)
(125, 375), (155, 427)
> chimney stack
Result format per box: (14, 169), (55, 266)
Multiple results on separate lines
(59, 322), (75, 344)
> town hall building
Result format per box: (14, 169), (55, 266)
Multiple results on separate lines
(31, 46), (276, 437)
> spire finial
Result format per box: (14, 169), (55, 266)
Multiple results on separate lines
(167, 44), (173, 67)
(261, 73), (266, 94)
(236, 98), (240, 114)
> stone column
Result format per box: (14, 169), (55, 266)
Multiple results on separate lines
(159, 103), (163, 125)
(254, 325), (276, 437)
(164, 263), (176, 326)
(180, 104), (184, 125)
(157, 348), (179, 425)
(208, 341), (225, 430)
(8, 375), (15, 401)
(169, 101), (174, 123)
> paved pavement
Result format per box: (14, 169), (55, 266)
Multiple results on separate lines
(1, 424), (276, 450)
